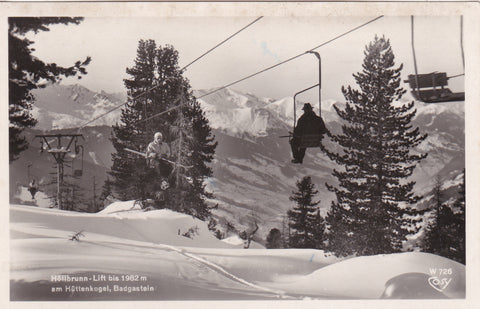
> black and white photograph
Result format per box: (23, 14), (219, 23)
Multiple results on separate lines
(3, 1), (479, 306)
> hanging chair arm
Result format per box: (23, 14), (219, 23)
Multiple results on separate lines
(293, 84), (320, 128)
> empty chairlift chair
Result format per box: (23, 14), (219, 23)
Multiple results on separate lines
(407, 16), (465, 104)
(406, 72), (465, 103)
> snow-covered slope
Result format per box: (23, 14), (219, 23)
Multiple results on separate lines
(10, 203), (465, 300)
(269, 252), (465, 299)
(11, 201), (231, 249)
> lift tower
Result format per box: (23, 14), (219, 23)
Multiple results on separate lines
(35, 134), (84, 210)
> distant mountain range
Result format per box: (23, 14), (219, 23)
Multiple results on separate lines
(31, 83), (126, 130)
(10, 84), (465, 238)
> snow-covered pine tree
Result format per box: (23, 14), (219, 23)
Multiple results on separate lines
(288, 176), (323, 249)
(324, 35), (428, 257)
(108, 39), (216, 220)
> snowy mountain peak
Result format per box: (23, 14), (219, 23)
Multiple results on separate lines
(196, 88), (342, 137)
(31, 83), (126, 130)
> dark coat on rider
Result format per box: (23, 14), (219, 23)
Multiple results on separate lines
(290, 105), (327, 163)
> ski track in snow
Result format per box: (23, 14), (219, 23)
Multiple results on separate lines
(162, 244), (294, 299)
(78, 237), (296, 299)
(61, 206), (296, 299)
(12, 221), (295, 299)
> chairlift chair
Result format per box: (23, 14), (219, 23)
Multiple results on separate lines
(73, 143), (84, 178)
(291, 84), (324, 148)
(406, 72), (465, 103)
(72, 140), (83, 178)
(406, 16), (465, 103)
(296, 134), (323, 148)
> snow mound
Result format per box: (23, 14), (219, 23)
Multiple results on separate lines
(10, 204), (466, 300)
(222, 235), (245, 246)
(11, 203), (235, 249)
(381, 272), (447, 299)
(279, 252), (465, 299)
(98, 200), (141, 214)
(221, 235), (265, 249)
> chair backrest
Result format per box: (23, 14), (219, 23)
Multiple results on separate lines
(407, 72), (449, 89)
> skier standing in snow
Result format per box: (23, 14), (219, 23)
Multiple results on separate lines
(146, 132), (172, 174)
(28, 179), (38, 199)
(290, 103), (327, 164)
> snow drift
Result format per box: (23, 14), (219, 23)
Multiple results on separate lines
(10, 203), (465, 300)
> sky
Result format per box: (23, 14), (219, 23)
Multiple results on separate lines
(28, 15), (465, 104)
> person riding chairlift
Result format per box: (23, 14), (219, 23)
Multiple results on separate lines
(290, 103), (327, 164)
(146, 132), (171, 172)
(146, 131), (174, 196)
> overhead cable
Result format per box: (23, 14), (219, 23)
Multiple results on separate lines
(129, 15), (384, 124)
(197, 15), (384, 100)
(76, 16), (264, 131)
(181, 16), (264, 71)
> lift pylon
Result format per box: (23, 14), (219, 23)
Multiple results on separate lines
(35, 134), (84, 210)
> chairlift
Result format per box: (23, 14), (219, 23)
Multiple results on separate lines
(26, 162), (39, 199)
(290, 84), (325, 149)
(28, 178), (38, 199)
(405, 16), (465, 103)
(72, 141), (84, 178)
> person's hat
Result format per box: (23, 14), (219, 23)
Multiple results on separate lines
(302, 103), (313, 111)
(154, 132), (163, 139)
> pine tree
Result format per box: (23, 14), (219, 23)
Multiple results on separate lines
(423, 176), (444, 253)
(266, 228), (283, 249)
(208, 218), (223, 239)
(313, 209), (326, 249)
(9, 17), (91, 162)
(109, 39), (158, 201)
(108, 39), (216, 220)
(452, 169), (466, 264)
(281, 215), (290, 248)
(424, 171), (465, 264)
(167, 85), (217, 219)
(324, 35), (428, 257)
(454, 169), (466, 264)
(288, 176), (323, 249)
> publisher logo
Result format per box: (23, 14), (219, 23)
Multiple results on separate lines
(428, 268), (453, 292)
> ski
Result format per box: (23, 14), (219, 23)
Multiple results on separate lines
(124, 148), (193, 169)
